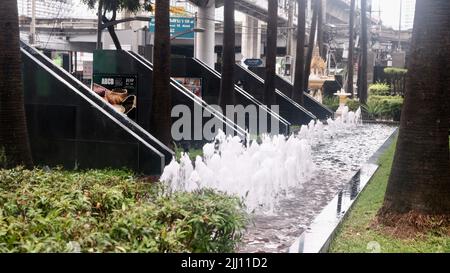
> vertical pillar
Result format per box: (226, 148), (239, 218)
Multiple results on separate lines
(307, 0), (312, 22)
(255, 19), (262, 59)
(241, 15), (262, 61)
(287, 0), (295, 56)
(30, 0), (36, 44)
(74, 52), (78, 72)
(195, 0), (216, 68)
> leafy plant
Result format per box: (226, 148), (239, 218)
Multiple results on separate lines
(322, 96), (339, 112)
(0, 168), (248, 253)
(346, 99), (361, 112)
(362, 100), (384, 120)
(362, 96), (404, 121)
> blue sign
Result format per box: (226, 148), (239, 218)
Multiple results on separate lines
(149, 16), (195, 39)
(244, 58), (263, 67)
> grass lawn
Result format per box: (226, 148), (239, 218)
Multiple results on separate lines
(329, 139), (450, 253)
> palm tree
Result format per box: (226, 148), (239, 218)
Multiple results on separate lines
(0, 0), (33, 168)
(149, 0), (172, 147)
(378, 0), (450, 226)
(219, 0), (236, 110)
(359, 0), (368, 104)
(346, 0), (356, 96)
(292, 0), (306, 104)
(304, 0), (319, 90)
(263, 0), (278, 106)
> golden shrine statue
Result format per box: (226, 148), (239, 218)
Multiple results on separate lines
(308, 46), (334, 103)
(310, 46), (327, 77)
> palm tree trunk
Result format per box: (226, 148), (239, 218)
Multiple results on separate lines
(379, 0), (450, 224)
(347, 0), (355, 96)
(150, 0), (172, 147)
(219, 0), (236, 110)
(304, 0), (319, 90)
(317, 0), (324, 58)
(292, 0), (306, 105)
(96, 0), (103, 49)
(359, 0), (368, 104)
(264, 0), (278, 106)
(0, 0), (33, 168)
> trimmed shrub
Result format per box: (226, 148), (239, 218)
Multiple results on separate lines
(0, 168), (248, 253)
(383, 67), (407, 75)
(384, 67), (407, 96)
(369, 83), (390, 96)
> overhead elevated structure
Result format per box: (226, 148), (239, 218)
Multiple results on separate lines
(190, 0), (350, 24)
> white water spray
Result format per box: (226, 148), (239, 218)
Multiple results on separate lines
(161, 107), (362, 213)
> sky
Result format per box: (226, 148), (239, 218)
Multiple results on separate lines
(371, 0), (416, 30)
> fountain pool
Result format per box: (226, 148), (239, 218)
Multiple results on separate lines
(160, 108), (396, 252)
(237, 123), (396, 252)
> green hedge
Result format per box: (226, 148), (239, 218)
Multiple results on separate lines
(383, 67), (407, 96)
(0, 168), (247, 253)
(369, 83), (390, 96)
(383, 67), (407, 75)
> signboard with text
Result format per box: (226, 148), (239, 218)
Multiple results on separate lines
(244, 58), (263, 67)
(149, 16), (195, 39)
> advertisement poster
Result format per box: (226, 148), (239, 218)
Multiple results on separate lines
(92, 74), (138, 119)
(174, 77), (202, 98)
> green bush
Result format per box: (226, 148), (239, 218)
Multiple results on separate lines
(322, 96), (339, 112)
(346, 99), (361, 112)
(369, 83), (390, 96)
(0, 168), (247, 253)
(363, 96), (404, 121)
